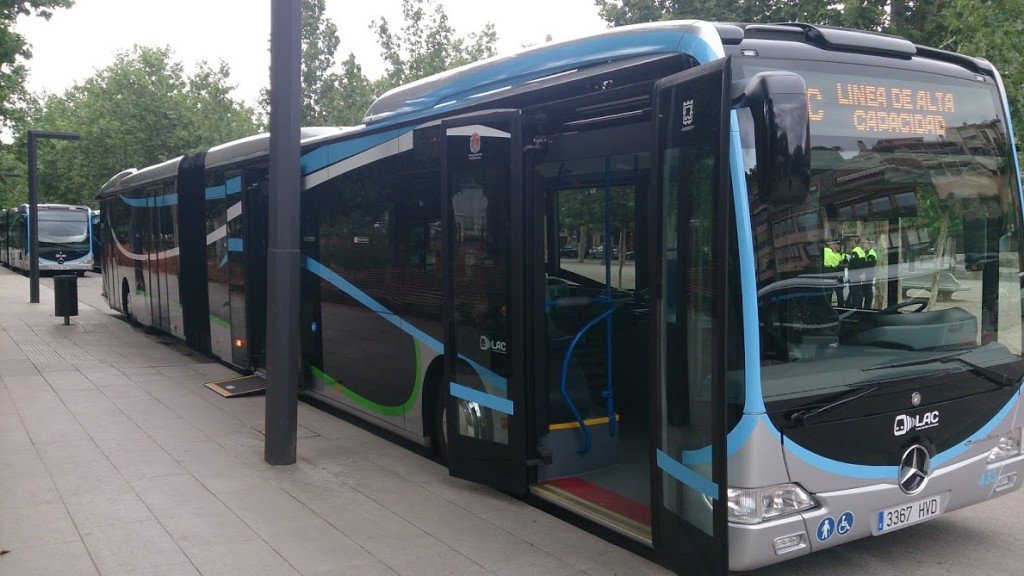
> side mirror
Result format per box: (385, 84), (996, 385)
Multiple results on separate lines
(738, 72), (811, 205)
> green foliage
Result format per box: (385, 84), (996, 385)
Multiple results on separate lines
(1, 0), (73, 128)
(266, 0), (497, 127)
(593, 0), (1024, 157)
(274, 0), (497, 126)
(17, 45), (257, 207)
(371, 0), (498, 92)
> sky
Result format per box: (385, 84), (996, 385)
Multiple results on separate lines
(15, 0), (610, 107)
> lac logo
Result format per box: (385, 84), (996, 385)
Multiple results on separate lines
(468, 132), (483, 160)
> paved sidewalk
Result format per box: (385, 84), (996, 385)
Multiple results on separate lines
(0, 269), (671, 576)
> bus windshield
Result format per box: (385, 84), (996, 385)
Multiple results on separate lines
(736, 58), (1024, 408)
(38, 209), (89, 246)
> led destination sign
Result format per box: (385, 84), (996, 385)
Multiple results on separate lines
(807, 83), (956, 136)
(741, 61), (1002, 141)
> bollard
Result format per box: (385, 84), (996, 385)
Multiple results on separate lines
(53, 274), (78, 325)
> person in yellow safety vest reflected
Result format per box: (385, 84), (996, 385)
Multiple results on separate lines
(848, 236), (876, 309)
(822, 239), (847, 307)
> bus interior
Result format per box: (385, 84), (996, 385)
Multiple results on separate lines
(515, 54), (686, 543)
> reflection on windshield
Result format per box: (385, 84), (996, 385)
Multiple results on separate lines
(737, 60), (1024, 405)
(39, 210), (89, 245)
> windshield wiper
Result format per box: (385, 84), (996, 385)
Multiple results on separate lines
(788, 384), (880, 427)
(942, 355), (1015, 388)
(863, 349), (973, 372)
(864, 348), (1015, 388)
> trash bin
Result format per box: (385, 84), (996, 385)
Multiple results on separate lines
(54, 274), (78, 325)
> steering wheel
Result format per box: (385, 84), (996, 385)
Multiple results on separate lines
(879, 297), (929, 314)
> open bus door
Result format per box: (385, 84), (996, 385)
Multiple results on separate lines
(441, 110), (529, 494)
(650, 57), (732, 575)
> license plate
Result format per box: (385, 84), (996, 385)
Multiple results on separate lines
(873, 494), (943, 535)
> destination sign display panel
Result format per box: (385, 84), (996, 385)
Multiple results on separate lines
(739, 60), (1003, 141)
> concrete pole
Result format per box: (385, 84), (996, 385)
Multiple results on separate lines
(264, 0), (302, 465)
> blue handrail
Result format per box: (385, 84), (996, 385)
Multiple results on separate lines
(560, 302), (619, 455)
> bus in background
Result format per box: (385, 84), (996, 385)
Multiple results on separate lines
(2, 204), (94, 276)
(99, 21), (1024, 575)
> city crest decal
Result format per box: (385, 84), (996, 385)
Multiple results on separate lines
(469, 132), (483, 160)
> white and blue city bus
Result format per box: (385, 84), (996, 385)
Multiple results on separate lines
(1, 203), (94, 275)
(99, 21), (1024, 574)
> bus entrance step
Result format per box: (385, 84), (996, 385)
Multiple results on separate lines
(204, 374), (265, 398)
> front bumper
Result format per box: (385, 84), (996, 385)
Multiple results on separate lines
(728, 452), (1024, 572)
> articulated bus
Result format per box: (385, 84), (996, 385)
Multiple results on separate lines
(99, 21), (1024, 574)
(0, 204), (94, 275)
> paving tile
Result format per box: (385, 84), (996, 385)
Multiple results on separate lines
(63, 491), (156, 529)
(47, 459), (133, 503)
(257, 520), (391, 576)
(36, 438), (107, 468)
(44, 369), (98, 392)
(351, 533), (491, 576)
(184, 539), (299, 576)
(79, 519), (189, 575)
(132, 474), (224, 521)
(159, 510), (259, 551)
(111, 561), (201, 576)
(216, 484), (320, 531)
(0, 501), (81, 550)
(103, 443), (186, 481)
(0, 539), (98, 576)
(0, 466), (60, 511)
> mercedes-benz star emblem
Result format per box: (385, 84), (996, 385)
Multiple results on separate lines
(898, 445), (932, 494)
(911, 391), (922, 406)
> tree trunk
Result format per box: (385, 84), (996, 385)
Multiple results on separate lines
(577, 224), (587, 263)
(928, 218), (950, 310)
(874, 221), (888, 310)
(617, 228), (625, 288)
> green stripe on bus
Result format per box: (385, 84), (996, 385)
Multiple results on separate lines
(309, 339), (423, 417)
(209, 315), (230, 329)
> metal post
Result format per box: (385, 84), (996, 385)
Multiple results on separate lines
(264, 0), (302, 465)
(26, 130), (79, 304)
(28, 136), (37, 303)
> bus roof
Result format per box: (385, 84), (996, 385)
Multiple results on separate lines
(205, 127), (346, 170)
(363, 20), (712, 127)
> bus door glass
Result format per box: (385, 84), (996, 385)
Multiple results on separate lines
(242, 171), (269, 369)
(442, 110), (529, 494)
(652, 57), (732, 575)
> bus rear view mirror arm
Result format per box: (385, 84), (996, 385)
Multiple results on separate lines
(733, 71), (812, 205)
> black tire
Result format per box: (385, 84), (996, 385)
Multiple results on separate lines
(433, 382), (449, 465)
(76, 270), (85, 277)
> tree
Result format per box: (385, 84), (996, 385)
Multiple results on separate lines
(371, 0), (498, 93)
(260, 0), (374, 127)
(301, 0), (341, 124)
(18, 45), (257, 206)
(1, 0), (73, 128)
(273, 0), (500, 127)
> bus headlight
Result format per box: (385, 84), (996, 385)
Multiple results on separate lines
(727, 483), (817, 525)
(988, 428), (1022, 464)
